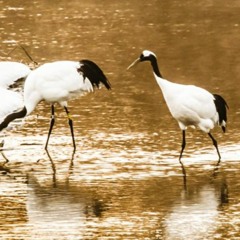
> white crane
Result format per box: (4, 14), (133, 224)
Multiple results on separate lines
(0, 62), (31, 145)
(0, 59), (111, 152)
(128, 50), (228, 163)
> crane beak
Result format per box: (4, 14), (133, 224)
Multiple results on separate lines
(127, 58), (140, 70)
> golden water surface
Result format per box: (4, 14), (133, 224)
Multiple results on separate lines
(0, 0), (240, 239)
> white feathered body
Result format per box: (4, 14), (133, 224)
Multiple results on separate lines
(0, 61), (31, 88)
(24, 61), (94, 115)
(0, 88), (23, 119)
(154, 73), (219, 133)
(0, 62), (30, 127)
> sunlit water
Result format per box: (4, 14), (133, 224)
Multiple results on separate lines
(0, 0), (240, 239)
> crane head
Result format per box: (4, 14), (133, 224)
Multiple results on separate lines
(127, 50), (157, 70)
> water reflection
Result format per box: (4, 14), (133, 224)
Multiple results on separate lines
(27, 174), (106, 239)
(0, 0), (240, 238)
(0, 141), (239, 239)
(43, 149), (75, 185)
(164, 166), (231, 239)
(164, 185), (219, 239)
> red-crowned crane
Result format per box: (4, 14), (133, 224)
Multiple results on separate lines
(0, 60), (111, 152)
(128, 50), (228, 163)
(0, 61), (31, 143)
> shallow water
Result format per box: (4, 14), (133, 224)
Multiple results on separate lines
(0, 0), (240, 239)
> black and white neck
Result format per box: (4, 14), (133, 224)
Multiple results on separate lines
(140, 50), (163, 79)
(0, 106), (27, 131)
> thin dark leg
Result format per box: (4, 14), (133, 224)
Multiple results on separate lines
(179, 130), (186, 163)
(64, 106), (76, 152)
(208, 132), (221, 163)
(45, 105), (55, 150)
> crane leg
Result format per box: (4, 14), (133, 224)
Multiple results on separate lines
(45, 105), (55, 150)
(208, 133), (221, 163)
(64, 107), (76, 152)
(179, 130), (186, 163)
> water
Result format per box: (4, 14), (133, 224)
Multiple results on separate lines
(0, 0), (240, 239)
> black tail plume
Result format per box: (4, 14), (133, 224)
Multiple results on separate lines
(78, 59), (111, 90)
(0, 107), (27, 131)
(213, 94), (229, 133)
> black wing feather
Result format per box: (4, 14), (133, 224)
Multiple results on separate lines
(78, 59), (111, 90)
(213, 94), (229, 133)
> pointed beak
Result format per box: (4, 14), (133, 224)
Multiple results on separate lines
(127, 58), (140, 70)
